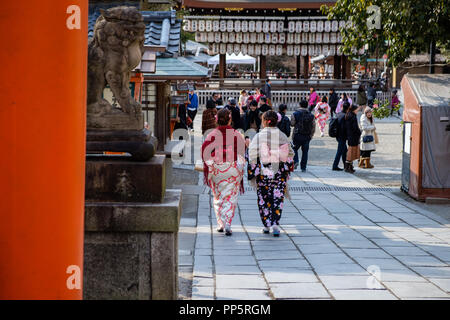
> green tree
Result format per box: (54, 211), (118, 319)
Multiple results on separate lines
(321, 0), (450, 67)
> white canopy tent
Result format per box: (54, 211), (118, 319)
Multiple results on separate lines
(207, 53), (256, 71)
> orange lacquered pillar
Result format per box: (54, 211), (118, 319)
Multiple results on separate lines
(0, 1), (88, 299)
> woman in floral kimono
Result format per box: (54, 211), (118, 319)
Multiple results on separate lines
(314, 96), (331, 137)
(201, 108), (246, 236)
(248, 111), (295, 237)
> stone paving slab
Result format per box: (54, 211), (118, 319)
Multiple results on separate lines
(188, 166), (450, 300)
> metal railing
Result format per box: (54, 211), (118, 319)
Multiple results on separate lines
(197, 90), (391, 111)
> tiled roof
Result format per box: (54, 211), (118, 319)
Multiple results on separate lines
(88, 4), (181, 56)
(144, 57), (210, 78)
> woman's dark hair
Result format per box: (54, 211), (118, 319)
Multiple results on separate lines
(358, 85), (365, 92)
(260, 96), (267, 103)
(321, 96), (328, 103)
(263, 110), (278, 127)
(345, 104), (357, 120)
(278, 104), (287, 112)
(217, 108), (231, 126)
(342, 101), (351, 113)
(250, 100), (258, 107)
(342, 92), (348, 100)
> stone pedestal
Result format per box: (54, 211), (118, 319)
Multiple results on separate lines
(83, 155), (181, 300)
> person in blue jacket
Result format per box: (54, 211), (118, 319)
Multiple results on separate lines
(187, 89), (199, 130)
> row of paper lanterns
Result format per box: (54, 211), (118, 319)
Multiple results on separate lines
(195, 31), (343, 45)
(208, 43), (365, 57)
(184, 19), (348, 33)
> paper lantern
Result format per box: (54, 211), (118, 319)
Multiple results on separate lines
(227, 43), (234, 54)
(249, 20), (256, 32)
(278, 21), (285, 32)
(310, 21), (317, 33)
(243, 32), (250, 43)
(286, 33), (294, 44)
(250, 33), (257, 44)
(317, 20), (324, 32)
(234, 44), (240, 55)
(262, 21), (270, 33)
(255, 44), (262, 55)
(324, 20), (331, 32)
(198, 20), (205, 32)
(295, 21), (302, 33)
(213, 20), (220, 32)
(301, 33), (308, 43)
(264, 33), (271, 44)
(258, 33), (264, 44)
(309, 33), (315, 44)
(222, 32), (229, 43)
(295, 33), (302, 44)
(236, 32), (243, 43)
(241, 44), (248, 55)
(315, 45), (322, 56)
(288, 21), (295, 33)
(331, 20), (339, 32)
(268, 44), (276, 56)
(287, 45), (294, 56)
(339, 20), (346, 30)
(271, 33), (278, 44)
(191, 20), (198, 32)
(200, 32), (207, 42)
(195, 32), (201, 42)
(329, 44), (336, 55)
(262, 44), (269, 55)
(220, 20), (227, 32)
(337, 45), (342, 56)
(227, 20), (234, 32)
(330, 32), (337, 43)
(248, 44), (255, 55)
(300, 45), (307, 56)
(278, 33), (286, 44)
(295, 45), (301, 56)
(215, 32), (221, 43)
(256, 21), (263, 33)
(183, 20), (191, 32)
(322, 44), (329, 55)
(308, 45), (315, 56)
(323, 32), (330, 43)
(234, 20), (241, 32)
(206, 20), (212, 32)
(276, 45), (283, 56)
(207, 32), (214, 43)
(316, 33), (322, 43)
(220, 43), (227, 54)
(303, 21), (310, 32)
(241, 21), (248, 32)
(229, 32), (236, 43)
(337, 32), (342, 43)
(270, 21), (277, 33)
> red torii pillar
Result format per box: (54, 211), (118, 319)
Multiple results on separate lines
(0, 1), (88, 299)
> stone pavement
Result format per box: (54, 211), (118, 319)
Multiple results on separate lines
(188, 166), (450, 300)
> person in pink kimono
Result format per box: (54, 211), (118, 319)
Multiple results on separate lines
(314, 96), (331, 137)
(308, 87), (320, 112)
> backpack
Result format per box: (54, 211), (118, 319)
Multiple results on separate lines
(328, 117), (339, 138)
(294, 110), (314, 136)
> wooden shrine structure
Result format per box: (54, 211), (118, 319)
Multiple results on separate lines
(182, 0), (359, 81)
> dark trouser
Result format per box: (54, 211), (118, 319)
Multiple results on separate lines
(390, 107), (400, 116)
(361, 150), (372, 158)
(308, 104), (315, 112)
(293, 135), (311, 170)
(333, 138), (348, 169)
(187, 109), (197, 129)
(330, 106), (337, 118)
(368, 99), (374, 108)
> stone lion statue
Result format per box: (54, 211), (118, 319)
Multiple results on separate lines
(87, 6), (146, 130)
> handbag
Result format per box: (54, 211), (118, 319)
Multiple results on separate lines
(194, 160), (204, 172)
(363, 135), (374, 143)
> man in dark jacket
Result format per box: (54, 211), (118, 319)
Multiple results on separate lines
(258, 96), (272, 113)
(277, 104), (291, 137)
(262, 79), (272, 105)
(290, 100), (315, 172)
(328, 88), (339, 118)
(225, 98), (242, 130)
(367, 83), (377, 108)
(332, 101), (350, 171)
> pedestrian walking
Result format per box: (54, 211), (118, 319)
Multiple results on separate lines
(201, 108), (246, 236)
(314, 96), (331, 137)
(174, 102), (188, 131)
(225, 98), (242, 131)
(331, 101), (350, 171)
(356, 84), (367, 108)
(367, 82), (376, 108)
(277, 104), (291, 137)
(248, 111), (294, 237)
(291, 99), (316, 172)
(336, 92), (353, 114)
(243, 100), (261, 132)
(187, 89), (199, 130)
(344, 104), (362, 173)
(259, 96), (272, 113)
(262, 79), (272, 106)
(390, 89), (401, 116)
(308, 87), (320, 112)
(202, 93), (219, 135)
(328, 88), (339, 118)
(359, 107), (377, 169)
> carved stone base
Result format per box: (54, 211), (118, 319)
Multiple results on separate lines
(87, 107), (144, 131)
(86, 129), (157, 161)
